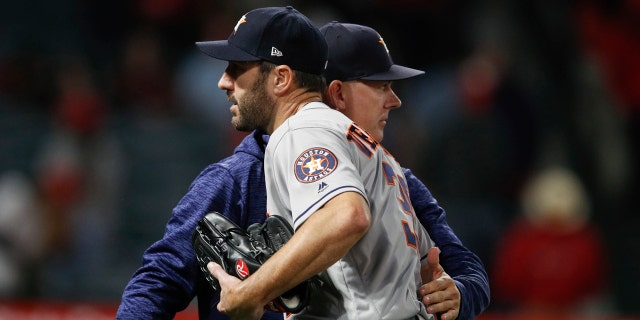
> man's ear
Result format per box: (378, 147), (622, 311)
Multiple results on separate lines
(273, 65), (294, 96)
(326, 80), (346, 111)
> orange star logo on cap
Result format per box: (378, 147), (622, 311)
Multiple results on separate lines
(378, 34), (390, 54)
(233, 14), (247, 35)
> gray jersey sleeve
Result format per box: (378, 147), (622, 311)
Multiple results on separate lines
(266, 124), (365, 229)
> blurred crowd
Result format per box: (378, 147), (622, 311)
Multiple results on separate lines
(0, 0), (638, 317)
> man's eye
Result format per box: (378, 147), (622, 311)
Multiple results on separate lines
(227, 62), (256, 77)
(227, 64), (245, 77)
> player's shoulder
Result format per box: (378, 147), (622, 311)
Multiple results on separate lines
(193, 147), (263, 185)
(267, 102), (352, 154)
(211, 152), (263, 175)
(299, 101), (347, 118)
(287, 102), (351, 131)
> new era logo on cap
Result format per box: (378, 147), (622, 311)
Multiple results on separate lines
(271, 47), (283, 57)
(195, 6), (328, 75)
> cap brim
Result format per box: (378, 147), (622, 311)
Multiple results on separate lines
(196, 40), (261, 62)
(360, 64), (425, 81)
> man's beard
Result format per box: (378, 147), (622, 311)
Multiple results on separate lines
(232, 72), (275, 132)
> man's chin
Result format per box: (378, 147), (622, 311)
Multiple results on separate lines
(231, 120), (254, 132)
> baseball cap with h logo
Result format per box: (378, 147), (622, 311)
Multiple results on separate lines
(320, 22), (424, 82)
(196, 6), (328, 76)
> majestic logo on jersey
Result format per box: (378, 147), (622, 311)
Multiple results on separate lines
(318, 181), (328, 193)
(294, 147), (338, 183)
(236, 259), (250, 279)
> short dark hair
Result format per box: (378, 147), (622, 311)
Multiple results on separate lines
(259, 61), (326, 94)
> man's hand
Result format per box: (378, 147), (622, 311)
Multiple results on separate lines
(208, 262), (265, 320)
(418, 247), (461, 320)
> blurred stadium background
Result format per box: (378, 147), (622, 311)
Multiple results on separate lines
(1, 0), (639, 318)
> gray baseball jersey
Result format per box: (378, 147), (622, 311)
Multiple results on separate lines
(265, 102), (434, 319)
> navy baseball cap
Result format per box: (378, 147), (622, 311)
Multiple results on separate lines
(196, 6), (328, 75)
(320, 22), (424, 82)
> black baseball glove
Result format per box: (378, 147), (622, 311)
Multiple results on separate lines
(192, 211), (313, 314)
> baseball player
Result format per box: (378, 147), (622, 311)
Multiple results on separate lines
(117, 6), (488, 320)
(262, 103), (435, 319)
(200, 6), (434, 320)
(319, 22), (490, 320)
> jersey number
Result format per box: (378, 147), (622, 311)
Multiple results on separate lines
(346, 124), (418, 249)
